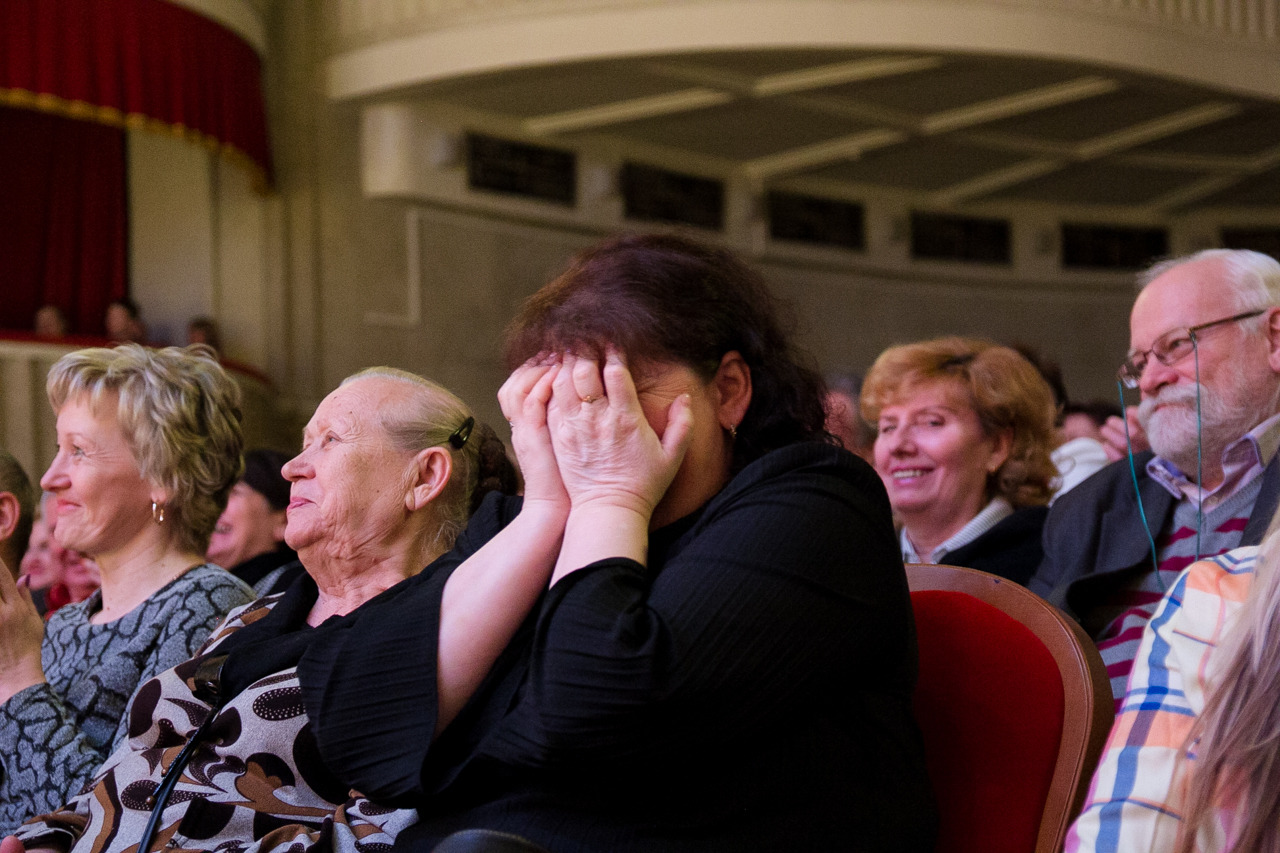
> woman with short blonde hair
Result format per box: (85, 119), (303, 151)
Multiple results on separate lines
(0, 344), (256, 832)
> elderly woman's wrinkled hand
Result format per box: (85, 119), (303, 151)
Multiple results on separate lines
(547, 350), (692, 522)
(498, 356), (569, 514)
(0, 566), (48, 703)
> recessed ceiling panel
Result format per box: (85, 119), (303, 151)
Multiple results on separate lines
(1195, 167), (1280, 207)
(589, 102), (882, 161)
(987, 162), (1205, 205)
(1128, 109), (1280, 159)
(822, 55), (1084, 116)
(793, 139), (1033, 191)
(976, 90), (1216, 143)
(381, 47), (1279, 215)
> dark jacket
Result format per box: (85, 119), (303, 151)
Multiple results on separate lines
(941, 505), (1049, 586)
(1027, 451), (1280, 635)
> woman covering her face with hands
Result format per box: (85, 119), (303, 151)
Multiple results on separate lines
(293, 233), (935, 852)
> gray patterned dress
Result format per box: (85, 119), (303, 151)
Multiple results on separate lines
(0, 564), (255, 832)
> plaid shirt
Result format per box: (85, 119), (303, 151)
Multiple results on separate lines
(1066, 546), (1259, 853)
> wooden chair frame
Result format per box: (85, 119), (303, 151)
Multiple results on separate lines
(906, 563), (1113, 853)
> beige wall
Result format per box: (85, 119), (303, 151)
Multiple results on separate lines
(125, 0), (1166, 447)
(263, 24), (1140, 437)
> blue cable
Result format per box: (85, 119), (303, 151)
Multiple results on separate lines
(1192, 337), (1204, 561)
(1118, 380), (1162, 589)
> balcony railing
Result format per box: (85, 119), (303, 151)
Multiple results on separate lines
(325, 0), (1280, 54)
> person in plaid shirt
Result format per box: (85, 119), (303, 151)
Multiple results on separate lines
(1067, 533), (1280, 853)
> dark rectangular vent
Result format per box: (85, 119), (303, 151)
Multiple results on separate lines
(910, 212), (1010, 264)
(466, 133), (576, 206)
(1223, 228), (1280, 262)
(767, 191), (864, 250)
(1062, 224), (1168, 270)
(621, 163), (723, 230)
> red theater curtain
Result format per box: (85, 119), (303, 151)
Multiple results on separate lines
(0, 0), (272, 186)
(0, 106), (127, 335)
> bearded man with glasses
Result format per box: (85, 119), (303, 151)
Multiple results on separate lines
(1028, 249), (1280, 702)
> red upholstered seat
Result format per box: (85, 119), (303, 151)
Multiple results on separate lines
(907, 565), (1112, 853)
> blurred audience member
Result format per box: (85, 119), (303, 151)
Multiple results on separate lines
(206, 448), (299, 595)
(20, 493), (102, 617)
(0, 451), (36, 580)
(32, 306), (68, 340)
(19, 498), (62, 615)
(1061, 399), (1122, 443)
(103, 298), (146, 344)
(1013, 344), (1111, 500)
(39, 544), (102, 619)
(18, 499), (59, 596)
(824, 371), (875, 461)
(863, 337), (1058, 584)
(186, 316), (221, 355)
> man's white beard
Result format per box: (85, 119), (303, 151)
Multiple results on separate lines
(1138, 380), (1251, 479)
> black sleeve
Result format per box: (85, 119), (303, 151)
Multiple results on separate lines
(486, 444), (911, 767)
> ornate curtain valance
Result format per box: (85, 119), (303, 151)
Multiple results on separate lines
(0, 0), (272, 187)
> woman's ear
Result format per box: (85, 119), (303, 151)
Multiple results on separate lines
(987, 428), (1014, 473)
(0, 492), (19, 543)
(406, 447), (453, 512)
(713, 351), (753, 432)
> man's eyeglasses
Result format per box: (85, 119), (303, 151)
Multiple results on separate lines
(1117, 308), (1268, 389)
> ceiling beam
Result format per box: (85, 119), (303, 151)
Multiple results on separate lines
(1117, 141), (1280, 173)
(645, 55), (942, 97)
(1073, 102), (1241, 159)
(520, 88), (733, 135)
(740, 129), (905, 178)
(926, 158), (1065, 205)
(750, 56), (944, 96)
(919, 76), (1120, 134)
(1144, 172), (1254, 211)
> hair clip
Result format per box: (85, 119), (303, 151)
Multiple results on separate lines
(448, 416), (475, 449)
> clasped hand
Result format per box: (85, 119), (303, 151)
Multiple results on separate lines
(0, 561), (47, 704)
(502, 350), (692, 525)
(545, 350), (691, 523)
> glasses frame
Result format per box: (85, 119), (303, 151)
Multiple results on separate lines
(1117, 308), (1269, 389)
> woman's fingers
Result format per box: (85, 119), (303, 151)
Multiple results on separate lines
(499, 356), (556, 423)
(660, 393), (696, 463)
(599, 348), (640, 410)
(569, 353), (605, 406)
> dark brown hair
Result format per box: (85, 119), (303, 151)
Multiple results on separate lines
(504, 232), (830, 470)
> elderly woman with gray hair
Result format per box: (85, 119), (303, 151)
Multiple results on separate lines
(4, 367), (516, 853)
(0, 345), (256, 832)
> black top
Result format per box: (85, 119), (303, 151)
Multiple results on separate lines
(299, 443), (936, 853)
(940, 505), (1048, 586)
